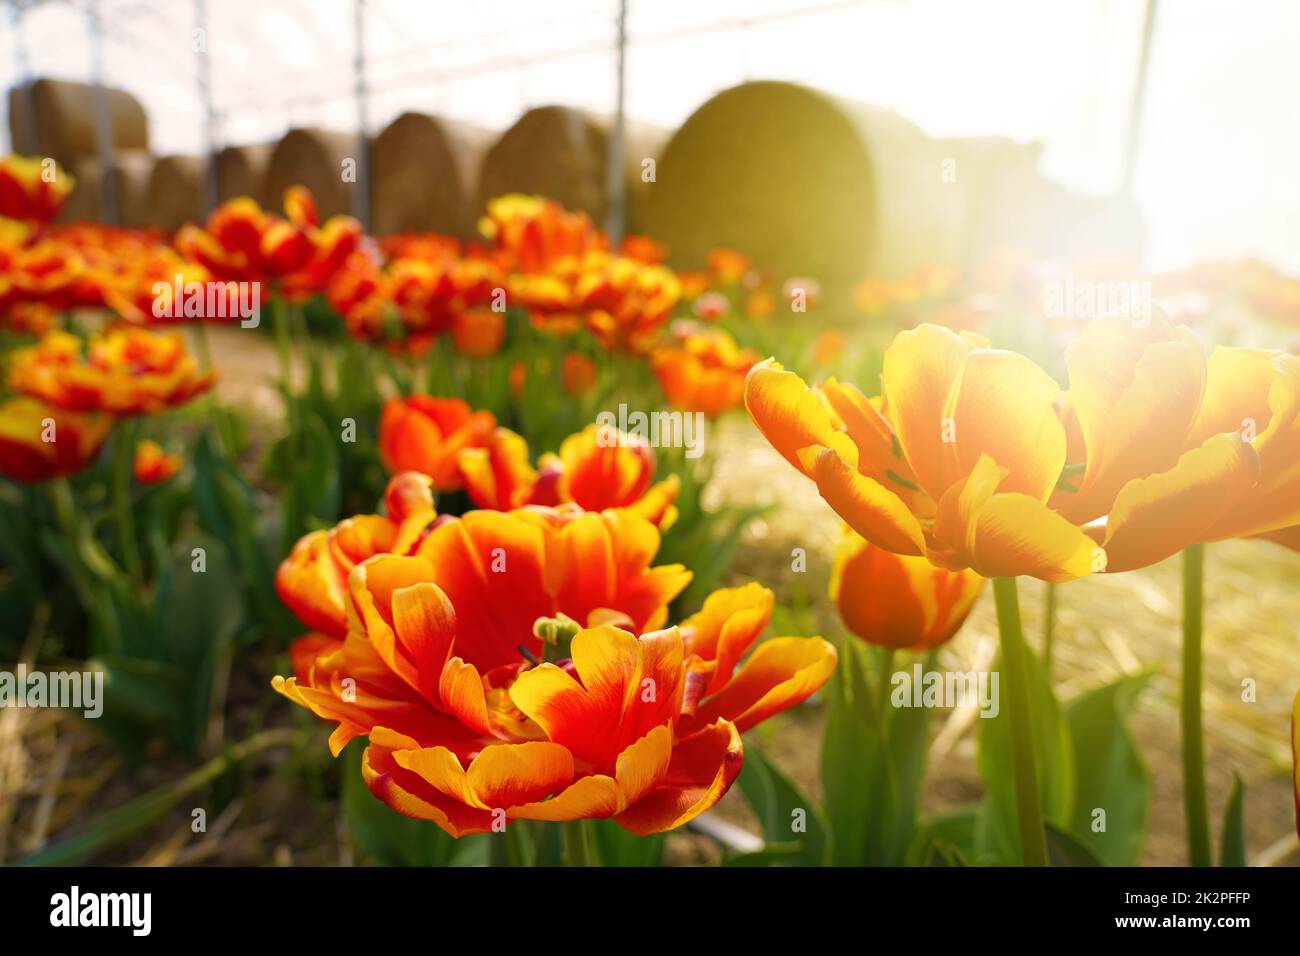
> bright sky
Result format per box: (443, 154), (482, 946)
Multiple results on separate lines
(3, 0), (1298, 271)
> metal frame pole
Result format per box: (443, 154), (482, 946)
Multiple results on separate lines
(87, 0), (119, 224)
(9, 0), (40, 154)
(1121, 0), (1158, 196)
(604, 0), (628, 244)
(352, 0), (371, 229)
(194, 0), (219, 214)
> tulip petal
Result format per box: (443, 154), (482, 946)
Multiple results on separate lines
(1102, 432), (1261, 572)
(798, 443), (927, 555)
(680, 583), (774, 696)
(362, 741), (494, 837)
(394, 740), (574, 811)
(682, 636), (837, 735)
(615, 719), (743, 836)
(439, 656), (494, 736)
(880, 323), (969, 500)
(391, 582), (457, 700)
(743, 359), (842, 474)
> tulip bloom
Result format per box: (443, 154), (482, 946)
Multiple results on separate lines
(830, 527), (983, 651)
(0, 155), (74, 222)
(1081, 342), (1300, 571)
(458, 424), (679, 527)
(0, 396), (113, 483)
(562, 352), (597, 396)
(479, 194), (605, 273)
(132, 439), (181, 484)
(378, 396), (496, 490)
(9, 327), (216, 416)
(277, 472), (437, 639)
(274, 504), (835, 836)
(653, 326), (759, 417)
(745, 324), (1099, 581)
(450, 309), (506, 358)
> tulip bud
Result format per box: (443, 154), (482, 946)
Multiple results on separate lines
(830, 526), (983, 651)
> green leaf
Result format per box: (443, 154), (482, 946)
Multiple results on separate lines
(1046, 822), (1105, 866)
(882, 654), (936, 864)
(735, 740), (826, 865)
(1220, 772), (1246, 867)
(906, 808), (980, 867)
(723, 842), (808, 866)
(821, 639), (886, 865)
(589, 819), (666, 867)
(975, 643), (1076, 865)
(1064, 670), (1153, 866)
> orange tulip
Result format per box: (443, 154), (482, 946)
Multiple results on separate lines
(744, 324), (1100, 581)
(706, 247), (751, 284)
(131, 439), (181, 484)
(458, 424), (679, 527)
(276, 472), (437, 639)
(0, 396), (113, 483)
(830, 526), (983, 651)
(562, 352), (596, 396)
(812, 329), (844, 366)
(0, 155), (74, 222)
(456, 428), (546, 511)
(378, 395), (495, 490)
(274, 505), (834, 836)
(450, 308), (506, 358)
(1049, 307), (1300, 571)
(653, 327), (760, 417)
(9, 327), (216, 416)
(479, 194), (605, 273)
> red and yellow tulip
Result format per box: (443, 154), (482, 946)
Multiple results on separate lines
(0, 396), (113, 483)
(378, 395), (496, 490)
(745, 323), (1099, 581)
(274, 502), (834, 836)
(830, 526), (983, 651)
(0, 154), (74, 222)
(458, 423), (679, 527)
(131, 439), (181, 484)
(8, 327), (216, 416)
(653, 325), (760, 417)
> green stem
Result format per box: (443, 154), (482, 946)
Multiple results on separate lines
(992, 576), (1049, 867)
(112, 421), (143, 585)
(192, 322), (238, 454)
(273, 298), (294, 392)
(1181, 543), (1212, 867)
(503, 820), (534, 867)
(47, 478), (78, 540)
(563, 819), (593, 867)
(878, 647), (896, 723)
(1042, 581), (1057, 677)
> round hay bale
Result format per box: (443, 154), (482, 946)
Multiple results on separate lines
(264, 128), (360, 220)
(638, 81), (966, 306)
(474, 105), (665, 230)
(62, 149), (155, 227)
(148, 154), (206, 232)
(216, 143), (274, 206)
(7, 78), (149, 165)
(371, 111), (493, 237)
